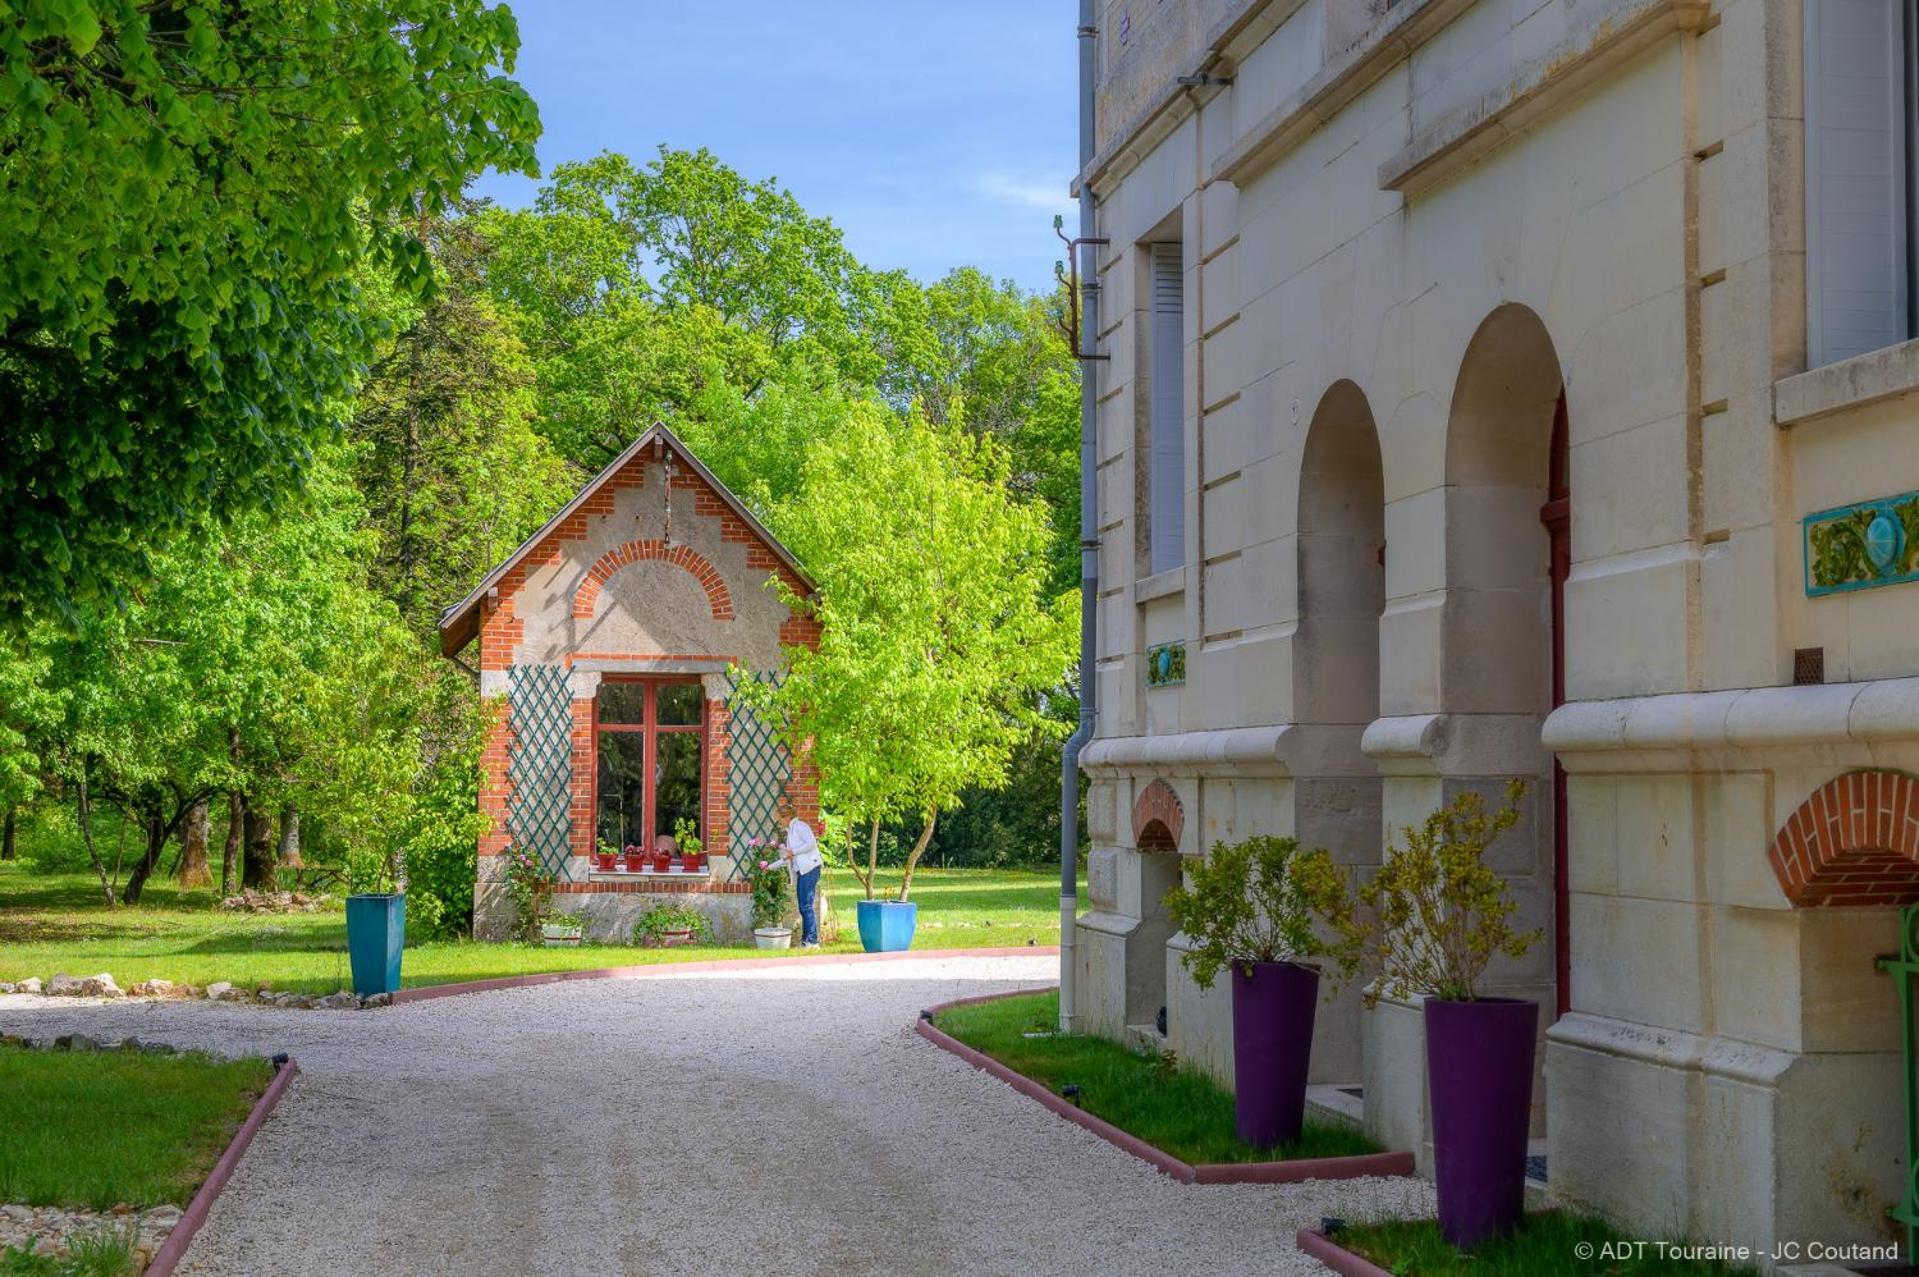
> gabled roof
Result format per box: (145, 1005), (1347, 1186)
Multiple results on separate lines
(437, 421), (814, 658)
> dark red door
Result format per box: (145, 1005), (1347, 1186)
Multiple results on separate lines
(1540, 392), (1571, 1018)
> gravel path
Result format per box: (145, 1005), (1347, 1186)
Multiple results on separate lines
(0, 956), (1431, 1276)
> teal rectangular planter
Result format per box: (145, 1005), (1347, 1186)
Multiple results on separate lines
(855, 899), (918, 952)
(345, 893), (405, 996)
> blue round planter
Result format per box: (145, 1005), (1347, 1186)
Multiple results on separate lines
(345, 893), (406, 996)
(855, 899), (918, 953)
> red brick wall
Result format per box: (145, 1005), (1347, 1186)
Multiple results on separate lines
(472, 446), (822, 900)
(1769, 770), (1919, 906)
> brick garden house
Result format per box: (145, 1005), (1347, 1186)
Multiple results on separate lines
(438, 423), (820, 941)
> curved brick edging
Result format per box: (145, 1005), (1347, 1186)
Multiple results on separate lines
(145, 1056), (298, 1277)
(914, 988), (1416, 1186)
(388, 945), (1060, 1006)
(1295, 1228), (1396, 1277)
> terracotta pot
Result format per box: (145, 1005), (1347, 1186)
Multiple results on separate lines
(623, 852), (646, 873)
(651, 853), (671, 873)
(594, 853), (616, 872)
(685, 851), (706, 872)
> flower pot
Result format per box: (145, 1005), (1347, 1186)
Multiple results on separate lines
(624, 852), (646, 873)
(754, 926), (793, 950)
(685, 851), (705, 872)
(1230, 960), (1320, 1147)
(855, 899), (918, 953)
(651, 854), (671, 873)
(594, 853), (617, 872)
(541, 925), (583, 948)
(1424, 997), (1540, 1249)
(345, 893), (406, 997)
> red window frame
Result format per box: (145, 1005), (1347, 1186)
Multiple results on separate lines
(591, 677), (707, 850)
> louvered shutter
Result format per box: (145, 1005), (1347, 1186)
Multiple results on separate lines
(1149, 243), (1186, 575)
(1805, 0), (1910, 366)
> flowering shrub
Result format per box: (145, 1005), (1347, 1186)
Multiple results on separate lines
(503, 843), (558, 943)
(1337, 781), (1543, 1004)
(745, 833), (789, 929)
(1164, 835), (1353, 990)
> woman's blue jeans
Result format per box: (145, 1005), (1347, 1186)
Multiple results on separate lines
(795, 866), (821, 945)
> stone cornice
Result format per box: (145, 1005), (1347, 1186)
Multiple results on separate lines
(1378, 0), (1711, 197)
(1542, 678), (1919, 772)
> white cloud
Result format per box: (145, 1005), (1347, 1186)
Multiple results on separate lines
(974, 172), (1074, 212)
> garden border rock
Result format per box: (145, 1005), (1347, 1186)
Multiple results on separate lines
(914, 987), (1418, 1186)
(143, 1054), (298, 1277)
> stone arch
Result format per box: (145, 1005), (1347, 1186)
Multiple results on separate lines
(1442, 302), (1563, 717)
(1769, 771), (1919, 906)
(574, 539), (734, 622)
(1295, 379), (1385, 726)
(1132, 779), (1184, 850)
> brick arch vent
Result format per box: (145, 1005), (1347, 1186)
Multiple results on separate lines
(1132, 779), (1184, 851)
(1769, 770), (1919, 907)
(574, 539), (733, 622)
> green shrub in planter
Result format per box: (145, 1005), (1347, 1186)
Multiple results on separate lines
(1165, 834), (1354, 1146)
(632, 901), (712, 947)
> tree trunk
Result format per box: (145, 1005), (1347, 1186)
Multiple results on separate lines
(121, 809), (169, 904)
(78, 767), (114, 907)
(1, 806), (14, 861)
(177, 799), (211, 889)
(897, 809), (938, 902)
(861, 815), (881, 901)
(276, 804), (302, 870)
(242, 799), (276, 892)
(221, 792), (242, 896)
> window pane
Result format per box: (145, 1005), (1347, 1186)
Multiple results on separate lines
(657, 683), (704, 726)
(595, 733), (647, 852)
(597, 681), (647, 725)
(655, 733), (702, 847)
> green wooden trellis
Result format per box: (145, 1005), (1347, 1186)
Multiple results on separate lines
(1880, 903), (1919, 1262)
(507, 664), (575, 877)
(723, 670), (791, 883)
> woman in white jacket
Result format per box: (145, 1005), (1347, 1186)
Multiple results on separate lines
(764, 795), (822, 947)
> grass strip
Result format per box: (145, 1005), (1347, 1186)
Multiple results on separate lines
(0, 1044), (271, 1210)
(934, 989), (1379, 1165)
(1335, 1213), (1764, 1276)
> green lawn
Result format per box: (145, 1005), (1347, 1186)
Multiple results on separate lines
(0, 1042), (272, 1210)
(934, 989), (1379, 1165)
(0, 864), (1068, 995)
(1333, 1214), (1762, 1276)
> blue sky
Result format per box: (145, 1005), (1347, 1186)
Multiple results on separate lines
(472, 1), (1077, 294)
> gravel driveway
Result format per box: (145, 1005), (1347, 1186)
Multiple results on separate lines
(0, 955), (1430, 1276)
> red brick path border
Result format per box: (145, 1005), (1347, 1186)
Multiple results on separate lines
(145, 1056), (299, 1277)
(1294, 1229), (1397, 1277)
(1769, 770), (1919, 907)
(914, 988), (1416, 1186)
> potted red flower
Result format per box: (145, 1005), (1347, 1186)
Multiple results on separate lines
(593, 840), (618, 873)
(622, 843), (646, 874)
(1337, 781), (1543, 1249)
(650, 838), (673, 873)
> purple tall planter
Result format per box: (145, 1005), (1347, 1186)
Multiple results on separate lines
(1230, 960), (1320, 1147)
(1424, 997), (1540, 1249)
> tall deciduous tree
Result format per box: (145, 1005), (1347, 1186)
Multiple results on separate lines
(0, 0), (540, 619)
(753, 404), (1078, 900)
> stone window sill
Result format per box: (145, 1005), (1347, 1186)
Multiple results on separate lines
(1774, 336), (1919, 427)
(1134, 565), (1187, 605)
(587, 869), (713, 883)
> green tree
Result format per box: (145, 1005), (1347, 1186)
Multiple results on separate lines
(751, 404), (1078, 901)
(350, 212), (576, 636)
(0, 0), (540, 619)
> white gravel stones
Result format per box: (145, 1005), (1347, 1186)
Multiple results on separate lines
(0, 956), (1433, 1276)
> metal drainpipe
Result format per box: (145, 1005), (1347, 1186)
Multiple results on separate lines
(1060, 0), (1100, 1034)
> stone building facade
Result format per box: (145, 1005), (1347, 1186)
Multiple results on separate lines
(440, 424), (820, 943)
(1073, 0), (1919, 1254)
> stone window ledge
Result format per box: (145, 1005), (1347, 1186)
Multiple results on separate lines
(1134, 565), (1187, 604)
(1774, 337), (1919, 427)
